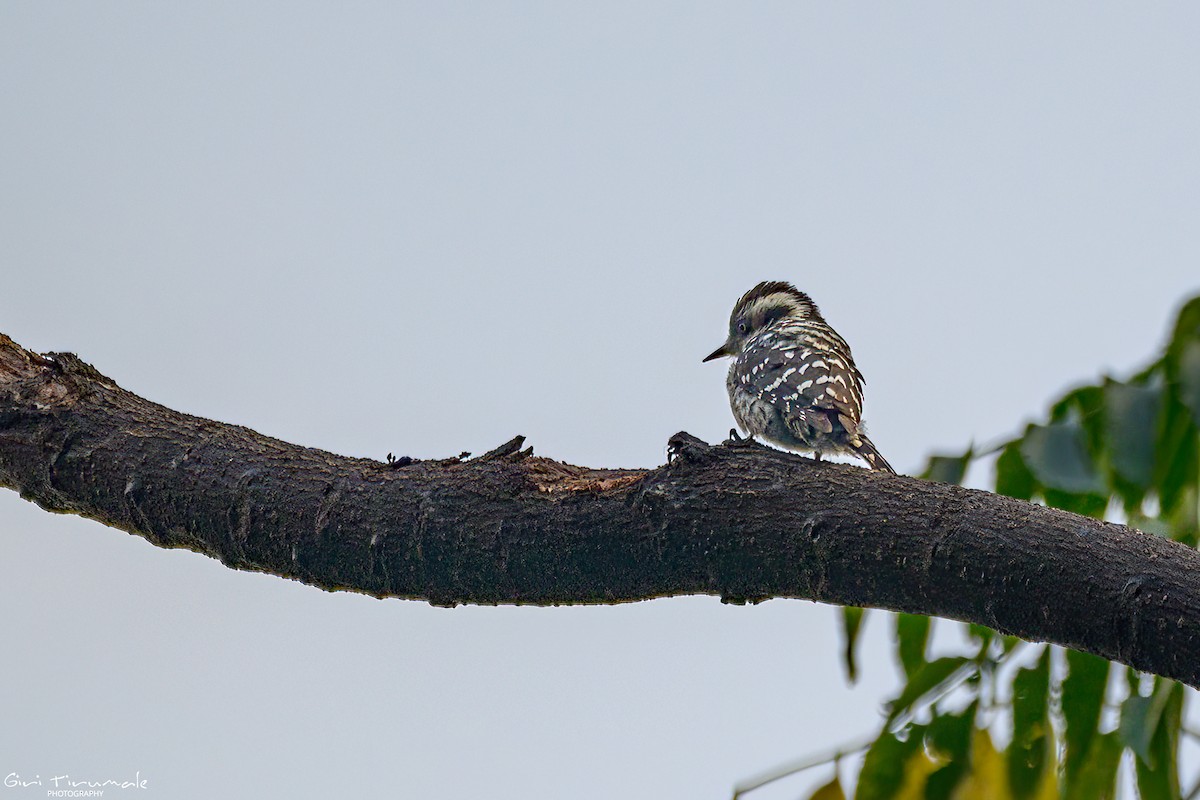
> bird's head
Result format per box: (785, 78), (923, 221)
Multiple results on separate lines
(703, 281), (822, 362)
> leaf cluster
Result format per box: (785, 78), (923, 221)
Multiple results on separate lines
(776, 296), (1200, 800)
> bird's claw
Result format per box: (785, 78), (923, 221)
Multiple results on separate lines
(724, 429), (758, 448)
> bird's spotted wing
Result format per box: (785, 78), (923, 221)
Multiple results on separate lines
(735, 334), (865, 433)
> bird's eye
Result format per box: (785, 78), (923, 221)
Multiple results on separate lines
(737, 321), (748, 334)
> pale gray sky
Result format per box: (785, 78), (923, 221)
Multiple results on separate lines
(2, 4), (1199, 799)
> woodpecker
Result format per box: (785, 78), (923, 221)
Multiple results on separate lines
(704, 281), (895, 473)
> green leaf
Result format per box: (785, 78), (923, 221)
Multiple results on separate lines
(966, 622), (995, 655)
(854, 726), (926, 800)
(885, 656), (972, 727)
(1178, 339), (1200, 425)
(1127, 513), (1175, 540)
(1051, 385), (1106, 453)
(1020, 421), (1106, 495)
(1040, 488), (1109, 518)
(1065, 730), (1122, 800)
(945, 729), (1010, 798)
(922, 762), (966, 800)
(894, 613), (931, 679)
(1165, 295), (1200, 362)
(1134, 680), (1183, 800)
(966, 622), (1019, 660)
(1159, 296), (1200, 513)
(1153, 396), (1198, 516)
(840, 606), (865, 683)
(925, 700), (978, 763)
(921, 450), (971, 486)
(1008, 647), (1051, 800)
(1118, 692), (1157, 766)
(1103, 380), (1160, 499)
(806, 774), (847, 800)
(1165, 485), (1199, 546)
(995, 440), (1038, 500)
(1060, 650), (1110, 785)
(921, 705), (976, 800)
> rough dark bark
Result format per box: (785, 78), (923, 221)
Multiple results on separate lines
(1, 332), (1198, 687)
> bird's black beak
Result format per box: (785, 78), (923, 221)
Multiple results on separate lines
(703, 344), (731, 363)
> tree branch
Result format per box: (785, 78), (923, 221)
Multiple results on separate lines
(2, 332), (1198, 687)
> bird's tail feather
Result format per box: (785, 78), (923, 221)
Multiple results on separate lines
(852, 435), (895, 474)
